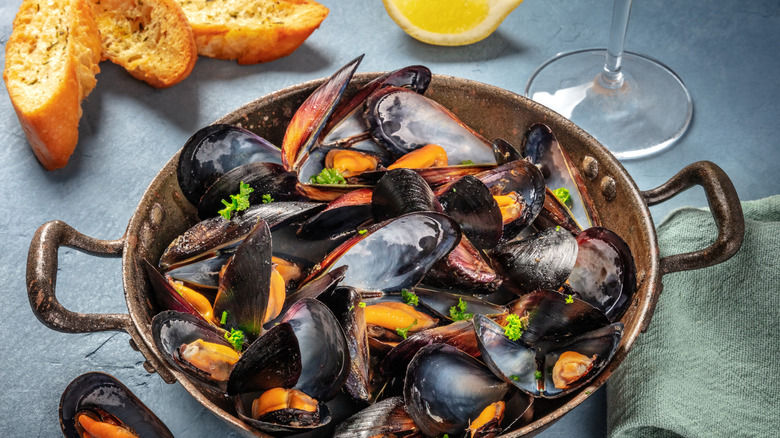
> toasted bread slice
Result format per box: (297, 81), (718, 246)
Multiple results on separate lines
(175, 0), (329, 65)
(92, 0), (197, 87)
(4, 0), (102, 170)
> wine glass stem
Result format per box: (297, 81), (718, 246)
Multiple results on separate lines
(600, 0), (633, 90)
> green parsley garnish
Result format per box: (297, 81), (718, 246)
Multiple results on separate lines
(552, 187), (573, 208)
(348, 305), (355, 311)
(460, 159), (475, 165)
(220, 311), (228, 325)
(396, 319), (417, 339)
(358, 302), (367, 308)
(261, 193), (274, 204)
(310, 168), (347, 185)
(224, 327), (245, 352)
(401, 289), (418, 306)
(556, 225), (562, 231)
(218, 181), (254, 220)
(565, 294), (574, 304)
(509, 374), (520, 381)
(449, 297), (473, 321)
(504, 314), (524, 341)
(534, 370), (543, 380)
(358, 229), (368, 235)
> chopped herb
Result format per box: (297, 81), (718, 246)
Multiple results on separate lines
(358, 302), (367, 308)
(534, 370), (543, 380)
(504, 314), (524, 341)
(552, 187), (573, 208)
(310, 168), (347, 185)
(218, 181), (254, 220)
(565, 294), (574, 304)
(396, 319), (417, 339)
(556, 225), (562, 231)
(460, 159), (475, 165)
(224, 328), (245, 352)
(261, 193), (274, 204)
(509, 374), (520, 381)
(348, 305), (355, 311)
(452, 188), (456, 193)
(220, 311), (227, 325)
(401, 289), (419, 306)
(585, 390), (592, 395)
(358, 229), (368, 235)
(449, 297), (473, 321)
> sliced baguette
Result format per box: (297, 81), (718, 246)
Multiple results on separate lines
(175, 0), (329, 65)
(91, 0), (198, 87)
(4, 0), (102, 170)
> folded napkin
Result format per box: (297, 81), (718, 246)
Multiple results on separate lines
(607, 195), (780, 438)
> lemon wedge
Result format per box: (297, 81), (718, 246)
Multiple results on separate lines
(382, 0), (524, 46)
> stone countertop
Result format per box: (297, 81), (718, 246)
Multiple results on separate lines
(1, 0), (778, 436)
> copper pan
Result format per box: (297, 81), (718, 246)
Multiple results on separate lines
(27, 73), (744, 437)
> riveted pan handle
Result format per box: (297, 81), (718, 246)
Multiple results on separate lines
(642, 161), (745, 276)
(27, 220), (131, 333)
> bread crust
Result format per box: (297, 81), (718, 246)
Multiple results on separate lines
(92, 0), (198, 87)
(4, 0), (102, 170)
(177, 0), (329, 65)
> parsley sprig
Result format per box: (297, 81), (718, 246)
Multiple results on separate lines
(396, 319), (418, 339)
(218, 181), (253, 220)
(401, 289), (418, 306)
(224, 327), (245, 352)
(552, 187), (573, 208)
(449, 297), (473, 321)
(504, 314), (525, 341)
(310, 168), (347, 185)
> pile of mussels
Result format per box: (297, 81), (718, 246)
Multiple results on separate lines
(140, 56), (637, 438)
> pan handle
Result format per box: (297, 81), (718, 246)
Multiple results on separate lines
(641, 161), (745, 276)
(26, 220), (131, 333)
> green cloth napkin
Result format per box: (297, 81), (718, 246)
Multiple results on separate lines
(607, 195), (780, 438)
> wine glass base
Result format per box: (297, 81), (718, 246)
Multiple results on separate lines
(524, 49), (693, 160)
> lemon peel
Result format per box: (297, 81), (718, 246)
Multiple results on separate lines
(382, 0), (524, 46)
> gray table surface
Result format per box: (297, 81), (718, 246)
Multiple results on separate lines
(2, 0), (778, 436)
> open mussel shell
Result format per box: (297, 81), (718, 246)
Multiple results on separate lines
(473, 315), (540, 397)
(475, 158), (546, 241)
(506, 289), (610, 346)
(226, 322), (302, 396)
(438, 175), (503, 250)
(151, 310), (236, 393)
(164, 251), (230, 290)
(404, 343), (510, 437)
(541, 322), (623, 398)
(365, 86), (497, 165)
(60, 372), (173, 438)
(424, 235), (500, 293)
(415, 286), (507, 321)
(568, 227), (637, 321)
(281, 298), (350, 401)
(198, 162), (301, 219)
(283, 55), (363, 172)
(234, 391), (333, 436)
(533, 187), (583, 235)
(159, 201), (323, 270)
(303, 212), (461, 293)
(297, 188), (373, 239)
(177, 124), (282, 205)
(144, 259), (210, 321)
(213, 220), (274, 340)
(522, 123), (600, 230)
(333, 396), (420, 438)
(491, 226), (579, 295)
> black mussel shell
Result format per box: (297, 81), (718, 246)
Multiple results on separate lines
(303, 212), (461, 293)
(159, 201), (323, 270)
(541, 322), (623, 398)
(151, 310), (237, 393)
(297, 188), (373, 240)
(424, 236), (500, 292)
(227, 322), (302, 396)
(568, 227), (637, 321)
(438, 175), (503, 250)
(491, 226), (578, 295)
(165, 251), (230, 290)
(144, 259), (208, 321)
(371, 168), (441, 222)
(267, 265), (349, 329)
(492, 138), (524, 164)
(533, 187), (582, 235)
(522, 123), (600, 230)
(60, 372), (173, 438)
(177, 124), (282, 205)
(333, 396), (419, 438)
(213, 220), (273, 340)
(235, 391), (332, 435)
(506, 289), (610, 346)
(281, 298), (350, 401)
(198, 162), (301, 220)
(365, 86), (497, 165)
(474, 314), (540, 396)
(415, 286), (506, 321)
(404, 343), (510, 437)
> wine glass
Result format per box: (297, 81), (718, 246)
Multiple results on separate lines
(524, 0), (692, 160)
